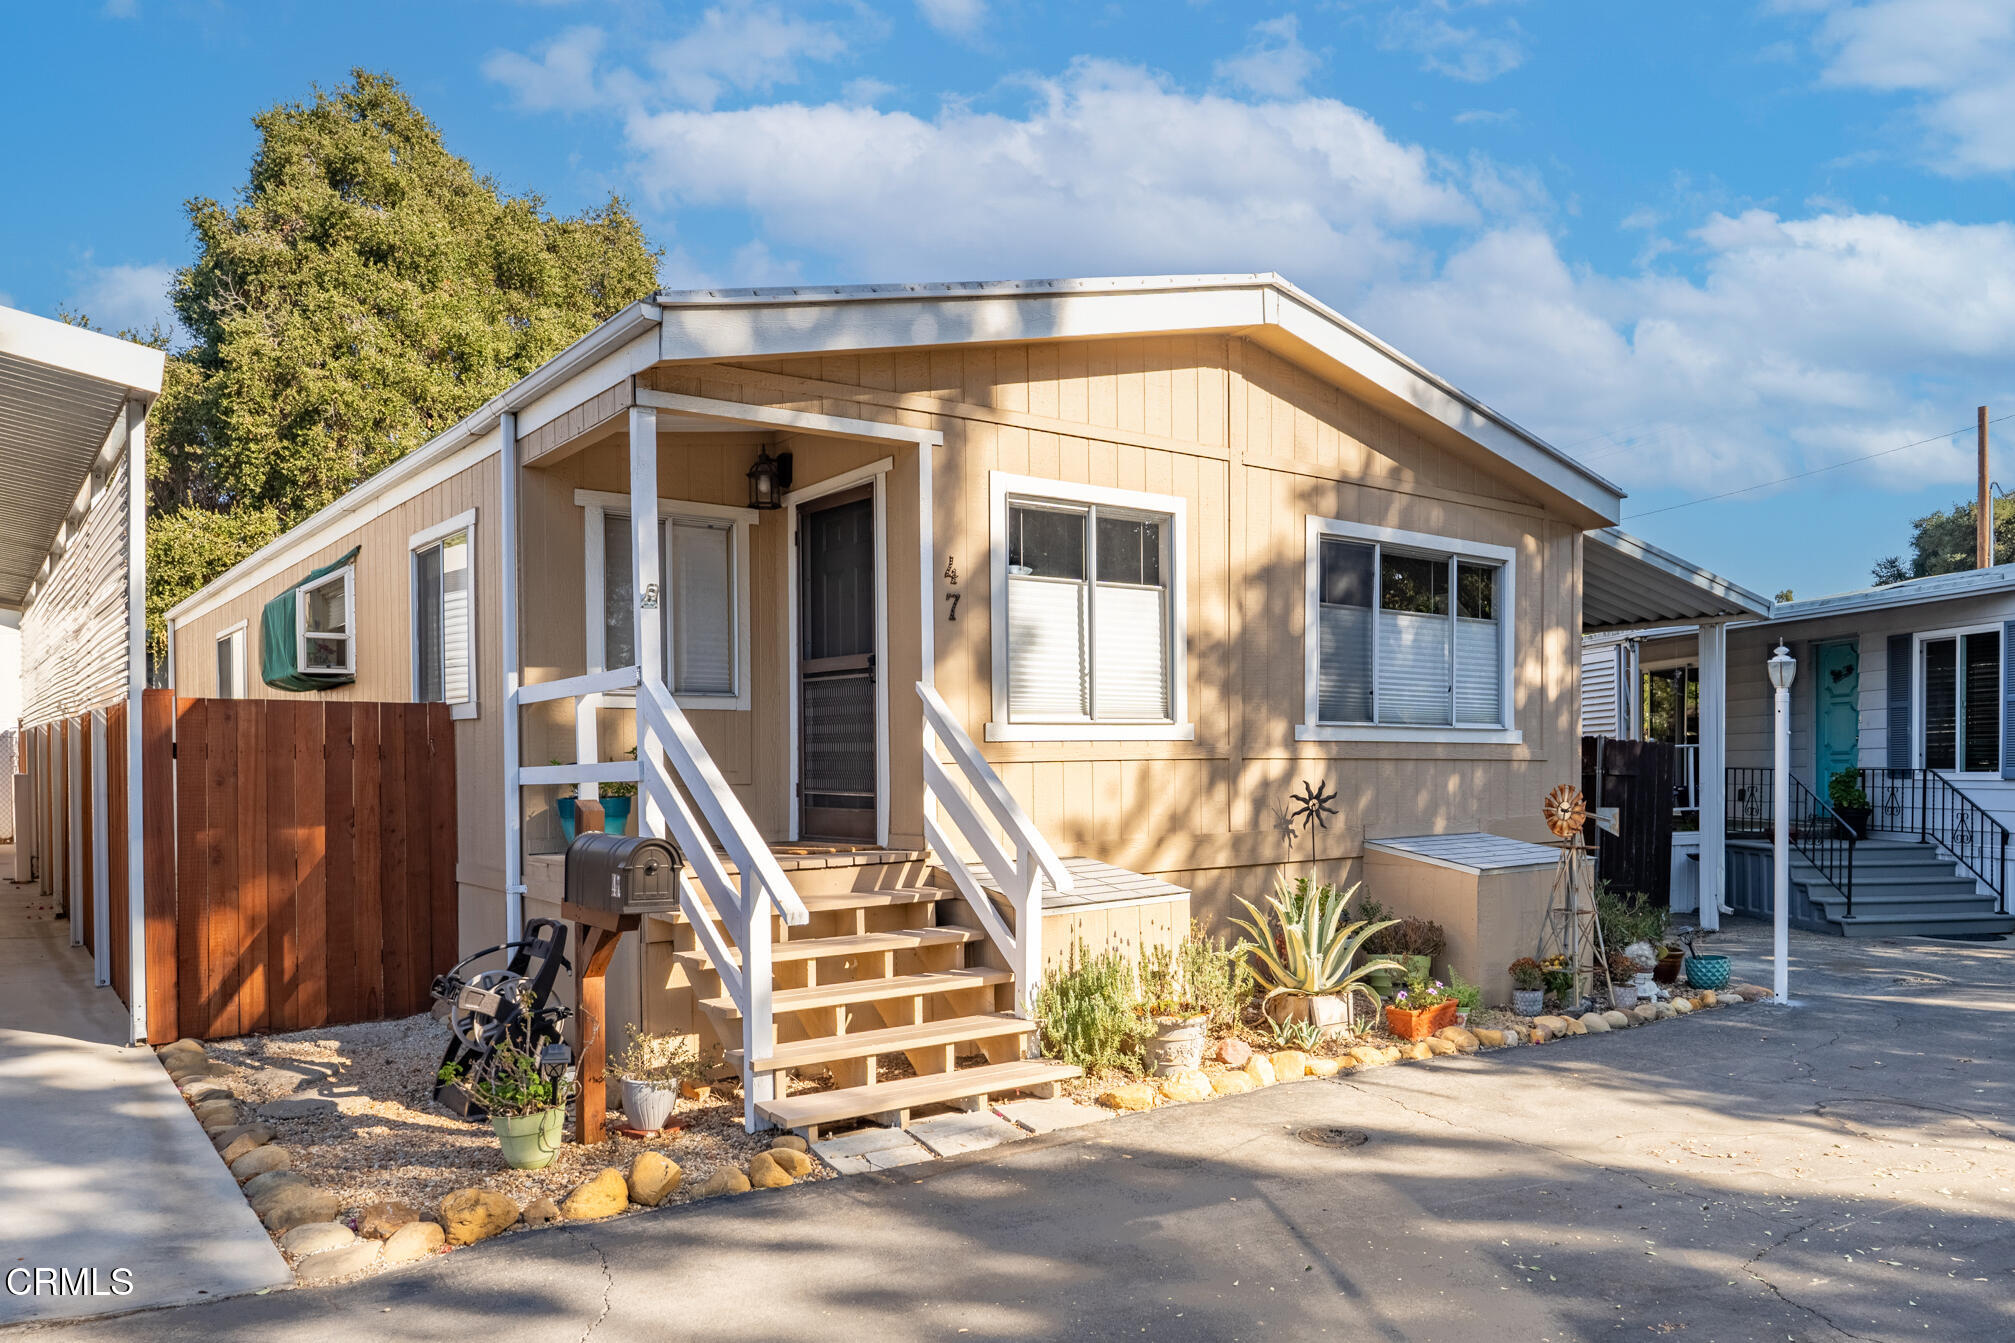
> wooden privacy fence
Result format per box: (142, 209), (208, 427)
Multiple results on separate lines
(30, 691), (458, 1043)
(1580, 735), (1678, 905)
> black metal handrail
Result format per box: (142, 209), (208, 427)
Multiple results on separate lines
(1726, 767), (1859, 918)
(1871, 767), (2010, 910)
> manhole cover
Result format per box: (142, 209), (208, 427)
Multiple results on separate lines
(1297, 1125), (1370, 1150)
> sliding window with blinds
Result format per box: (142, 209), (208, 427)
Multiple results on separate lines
(412, 524), (474, 714)
(1311, 521), (1509, 733)
(1005, 495), (1174, 724)
(599, 507), (746, 705)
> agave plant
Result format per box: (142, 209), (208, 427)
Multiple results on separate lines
(1229, 877), (1405, 1028)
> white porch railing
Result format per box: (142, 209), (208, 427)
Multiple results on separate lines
(508, 664), (809, 1132)
(916, 681), (1073, 1020)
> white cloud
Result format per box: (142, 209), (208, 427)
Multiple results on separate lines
(484, 2), (851, 114)
(1788, 0), (2015, 174)
(619, 59), (1475, 286)
(67, 261), (177, 339)
(916, 0), (985, 40)
(1214, 15), (1321, 99)
(1377, 1), (1528, 84)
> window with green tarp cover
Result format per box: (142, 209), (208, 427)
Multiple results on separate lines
(261, 546), (360, 691)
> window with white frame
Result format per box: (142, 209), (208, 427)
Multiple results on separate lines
(297, 566), (355, 677)
(1920, 627), (2001, 774)
(412, 513), (476, 716)
(215, 623), (247, 698)
(988, 474), (1188, 738)
(1304, 518), (1513, 736)
(579, 491), (752, 709)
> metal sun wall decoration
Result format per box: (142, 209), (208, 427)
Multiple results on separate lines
(1290, 778), (1337, 838)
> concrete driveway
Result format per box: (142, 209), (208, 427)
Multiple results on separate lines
(24, 918), (2015, 1341)
(0, 857), (289, 1326)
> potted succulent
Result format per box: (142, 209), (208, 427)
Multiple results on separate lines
(609, 1031), (708, 1132)
(1230, 876), (1402, 1040)
(1507, 957), (1546, 1017)
(1384, 979), (1458, 1041)
(1606, 950), (1641, 1010)
(1828, 767), (1871, 840)
(1137, 944), (1210, 1075)
(600, 747), (638, 836)
(439, 1035), (576, 1171)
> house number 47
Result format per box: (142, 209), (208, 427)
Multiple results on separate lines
(943, 555), (960, 621)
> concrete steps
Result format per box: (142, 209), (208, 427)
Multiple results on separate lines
(1787, 838), (2015, 938)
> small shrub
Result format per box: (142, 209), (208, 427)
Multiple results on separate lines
(1594, 882), (1668, 951)
(1035, 940), (1145, 1076)
(1266, 1016), (1322, 1050)
(1446, 970), (1482, 1017)
(1177, 920), (1254, 1033)
(1507, 957), (1545, 991)
(609, 1031), (710, 1085)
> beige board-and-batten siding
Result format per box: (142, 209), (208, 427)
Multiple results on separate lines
(643, 332), (1583, 930)
(167, 453), (509, 950)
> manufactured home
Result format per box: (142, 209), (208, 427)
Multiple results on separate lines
(161, 274), (1753, 1132)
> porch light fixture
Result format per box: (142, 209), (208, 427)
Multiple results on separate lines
(1767, 642), (1796, 693)
(747, 448), (791, 510)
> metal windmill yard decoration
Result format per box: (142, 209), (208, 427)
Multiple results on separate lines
(1537, 784), (1617, 1009)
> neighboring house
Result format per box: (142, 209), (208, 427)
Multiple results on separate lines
(1581, 565), (2015, 939)
(164, 274), (1745, 1133)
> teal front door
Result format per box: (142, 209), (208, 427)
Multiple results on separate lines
(1813, 640), (1860, 796)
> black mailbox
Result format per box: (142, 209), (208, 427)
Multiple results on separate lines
(564, 833), (683, 917)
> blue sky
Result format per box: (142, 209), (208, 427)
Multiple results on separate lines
(6, 0), (2015, 602)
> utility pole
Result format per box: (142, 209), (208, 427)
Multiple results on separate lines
(1979, 405), (1992, 568)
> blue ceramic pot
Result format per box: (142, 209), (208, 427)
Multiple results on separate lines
(602, 796), (632, 835)
(1683, 954), (1732, 990)
(557, 796), (577, 842)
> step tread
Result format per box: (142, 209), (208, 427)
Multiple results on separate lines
(757, 1058), (1081, 1130)
(1835, 909), (2015, 925)
(677, 927), (980, 969)
(736, 1012), (1037, 1071)
(699, 967), (1013, 1019)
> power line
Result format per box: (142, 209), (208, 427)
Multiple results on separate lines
(1621, 413), (2015, 521)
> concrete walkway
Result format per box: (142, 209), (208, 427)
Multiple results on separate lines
(26, 917), (2015, 1341)
(0, 851), (289, 1327)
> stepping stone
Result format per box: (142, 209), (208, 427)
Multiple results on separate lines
(906, 1111), (1029, 1158)
(812, 1126), (935, 1175)
(994, 1097), (1115, 1134)
(259, 1096), (338, 1120)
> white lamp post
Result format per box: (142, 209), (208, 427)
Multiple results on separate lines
(1767, 642), (1797, 1004)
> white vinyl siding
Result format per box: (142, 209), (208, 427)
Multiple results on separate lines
(1301, 517), (1516, 744)
(411, 514), (476, 717)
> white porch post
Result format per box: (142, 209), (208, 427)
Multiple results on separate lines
(123, 398), (148, 1045)
(67, 719), (83, 946)
(1697, 621), (1728, 932)
(499, 411), (525, 943)
(629, 406), (663, 841)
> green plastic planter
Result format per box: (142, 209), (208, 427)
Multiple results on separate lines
(1683, 954), (1732, 991)
(493, 1108), (565, 1170)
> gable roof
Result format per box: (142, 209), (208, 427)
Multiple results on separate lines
(651, 274), (1625, 527)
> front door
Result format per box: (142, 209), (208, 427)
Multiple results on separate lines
(797, 486), (878, 840)
(1813, 640), (1860, 797)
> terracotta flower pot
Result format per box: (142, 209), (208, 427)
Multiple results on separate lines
(1384, 999), (1457, 1042)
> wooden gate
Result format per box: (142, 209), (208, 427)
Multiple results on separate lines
(1580, 736), (1678, 905)
(57, 690), (457, 1042)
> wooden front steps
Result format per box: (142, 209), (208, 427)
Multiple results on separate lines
(697, 967), (1013, 1021)
(757, 1058), (1081, 1141)
(729, 1012), (1037, 1072)
(674, 926), (980, 974)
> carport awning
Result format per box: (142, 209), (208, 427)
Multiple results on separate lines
(1582, 527), (1771, 633)
(0, 308), (164, 611)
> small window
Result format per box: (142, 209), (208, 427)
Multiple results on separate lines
(412, 524), (475, 715)
(593, 501), (750, 707)
(1922, 631), (2000, 774)
(215, 625), (246, 699)
(296, 567), (355, 677)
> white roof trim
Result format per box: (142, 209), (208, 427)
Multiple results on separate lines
(0, 304), (165, 396)
(1759, 563), (2015, 625)
(651, 273), (1624, 524)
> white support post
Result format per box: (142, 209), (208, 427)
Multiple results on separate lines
(123, 399), (148, 1045)
(500, 411), (525, 942)
(1773, 675), (1792, 1002)
(629, 407), (665, 842)
(1697, 621), (1728, 931)
(90, 711), (110, 987)
(67, 719), (83, 947)
(1018, 852), (1043, 1024)
(741, 890), (775, 1128)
